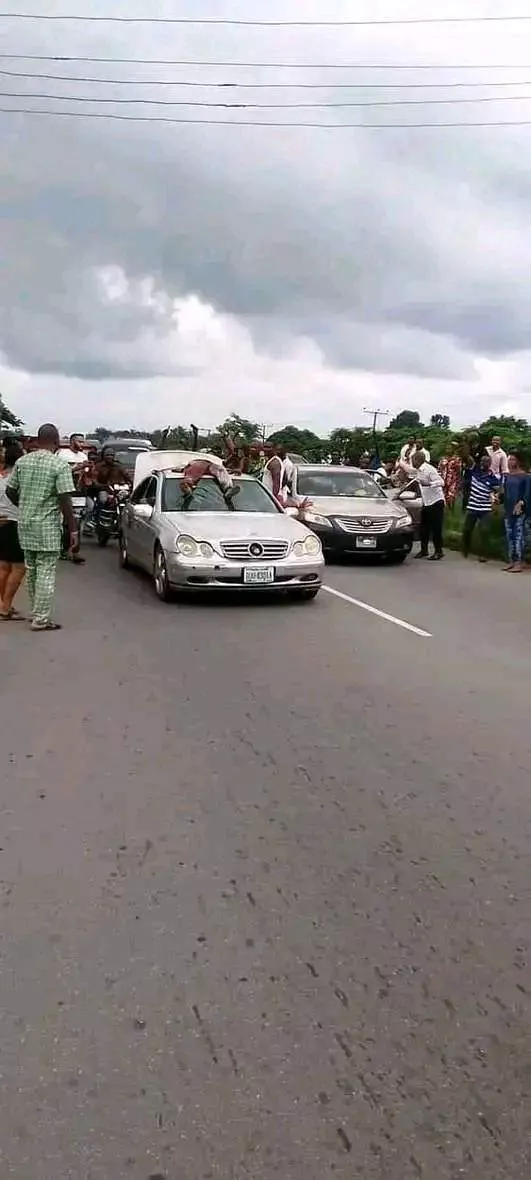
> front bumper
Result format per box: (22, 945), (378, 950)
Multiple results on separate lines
(166, 551), (324, 591)
(308, 524), (414, 556)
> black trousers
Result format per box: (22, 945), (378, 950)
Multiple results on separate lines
(462, 510), (489, 557)
(419, 500), (444, 555)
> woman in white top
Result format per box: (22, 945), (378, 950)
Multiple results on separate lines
(0, 438), (26, 619)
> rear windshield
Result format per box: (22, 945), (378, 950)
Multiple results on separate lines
(113, 449), (150, 473)
(162, 476), (281, 514)
(297, 471), (385, 498)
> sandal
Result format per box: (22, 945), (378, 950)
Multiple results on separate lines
(30, 620), (62, 632)
(0, 608), (26, 621)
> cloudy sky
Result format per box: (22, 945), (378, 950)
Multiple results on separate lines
(2, 1), (531, 434)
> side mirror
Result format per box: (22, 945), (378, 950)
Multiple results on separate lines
(284, 506), (299, 517)
(400, 490), (417, 501)
(134, 503), (154, 519)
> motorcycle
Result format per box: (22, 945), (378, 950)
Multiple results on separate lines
(95, 485), (129, 547)
(61, 493), (88, 559)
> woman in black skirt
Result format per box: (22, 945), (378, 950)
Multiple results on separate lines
(0, 438), (26, 620)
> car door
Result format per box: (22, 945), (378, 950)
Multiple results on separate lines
(123, 477), (154, 566)
(133, 476), (158, 570)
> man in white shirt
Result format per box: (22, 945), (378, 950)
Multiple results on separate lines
(405, 451), (445, 561)
(486, 436), (508, 479)
(399, 436), (416, 464)
(262, 445), (292, 505)
(415, 437), (431, 463)
(398, 437), (430, 475)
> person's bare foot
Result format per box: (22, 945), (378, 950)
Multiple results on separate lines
(509, 562), (524, 573)
(503, 563), (515, 571)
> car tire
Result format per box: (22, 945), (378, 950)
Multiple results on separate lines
(153, 545), (173, 602)
(385, 552), (408, 565)
(119, 534), (131, 570)
(290, 587), (320, 601)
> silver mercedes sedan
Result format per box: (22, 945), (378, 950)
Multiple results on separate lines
(119, 469), (324, 601)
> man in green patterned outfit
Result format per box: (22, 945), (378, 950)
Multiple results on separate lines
(6, 424), (77, 631)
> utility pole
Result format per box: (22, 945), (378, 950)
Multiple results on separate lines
(363, 407), (389, 436)
(363, 407), (389, 456)
(259, 423), (282, 444)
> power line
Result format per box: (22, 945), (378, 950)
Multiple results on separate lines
(3, 89), (531, 109)
(2, 106), (531, 128)
(2, 11), (531, 25)
(4, 69), (531, 90)
(1, 54), (529, 70)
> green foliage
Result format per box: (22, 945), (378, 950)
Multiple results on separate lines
(329, 427), (372, 464)
(476, 416), (531, 464)
(92, 425), (113, 442)
(389, 409), (422, 430)
(0, 396), (22, 429)
(268, 425), (327, 461)
(217, 413), (261, 443)
(151, 425), (195, 450)
(444, 503), (507, 561)
(89, 409), (531, 473)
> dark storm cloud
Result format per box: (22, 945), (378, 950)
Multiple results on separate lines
(1, 1), (530, 380)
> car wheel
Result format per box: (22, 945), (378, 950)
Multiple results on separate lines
(153, 545), (173, 602)
(119, 534), (130, 569)
(385, 552), (408, 565)
(290, 587), (320, 601)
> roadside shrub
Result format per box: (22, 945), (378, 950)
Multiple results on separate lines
(444, 504), (507, 560)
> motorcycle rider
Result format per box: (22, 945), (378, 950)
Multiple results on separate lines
(60, 435), (89, 564)
(94, 446), (131, 491)
(92, 446), (131, 523)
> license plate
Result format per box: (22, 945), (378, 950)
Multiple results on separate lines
(243, 565), (275, 585)
(355, 536), (377, 549)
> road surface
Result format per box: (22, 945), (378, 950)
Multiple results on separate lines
(1, 547), (530, 1179)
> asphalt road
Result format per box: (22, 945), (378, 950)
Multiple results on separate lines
(1, 545), (530, 1179)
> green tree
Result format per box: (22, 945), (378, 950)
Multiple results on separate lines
(388, 409), (422, 431)
(327, 427), (373, 464)
(150, 425), (179, 449)
(92, 425), (113, 442)
(217, 413), (260, 444)
(476, 415), (530, 458)
(0, 396), (22, 430)
(430, 413), (450, 429)
(267, 425), (326, 461)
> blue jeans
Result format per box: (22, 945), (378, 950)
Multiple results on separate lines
(504, 514), (525, 563)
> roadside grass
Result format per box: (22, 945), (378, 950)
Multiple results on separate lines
(443, 504), (507, 561)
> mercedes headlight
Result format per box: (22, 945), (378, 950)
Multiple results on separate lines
(293, 534), (323, 557)
(176, 535), (215, 558)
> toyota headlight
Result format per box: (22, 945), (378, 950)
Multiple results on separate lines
(293, 534), (323, 557)
(176, 535), (215, 558)
(394, 513), (413, 529)
(303, 512), (333, 528)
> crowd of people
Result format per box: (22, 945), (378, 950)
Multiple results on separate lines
(0, 425), (138, 630)
(0, 426), (77, 630)
(0, 423), (527, 631)
(0, 423), (301, 630)
(370, 434), (528, 568)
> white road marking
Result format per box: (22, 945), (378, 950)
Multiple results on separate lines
(322, 584), (432, 638)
